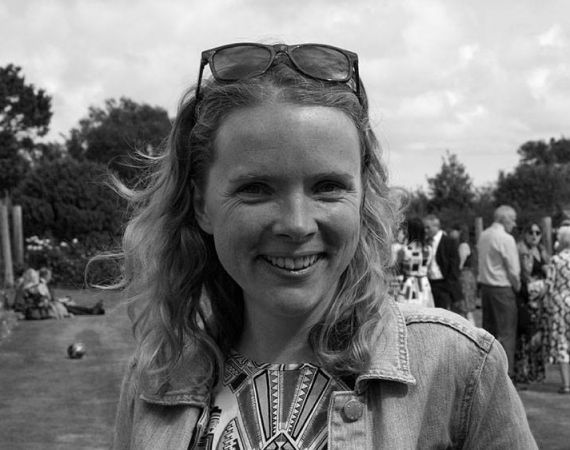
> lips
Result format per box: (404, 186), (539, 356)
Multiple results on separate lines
(261, 254), (322, 271)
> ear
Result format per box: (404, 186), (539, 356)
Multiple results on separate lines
(192, 184), (213, 235)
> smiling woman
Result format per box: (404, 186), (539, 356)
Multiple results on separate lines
(111, 43), (537, 449)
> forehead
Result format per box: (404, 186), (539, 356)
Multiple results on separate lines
(213, 103), (361, 172)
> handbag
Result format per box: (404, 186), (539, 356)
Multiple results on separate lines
(517, 300), (532, 336)
(516, 281), (536, 336)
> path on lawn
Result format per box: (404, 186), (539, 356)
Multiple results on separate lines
(0, 290), (569, 449)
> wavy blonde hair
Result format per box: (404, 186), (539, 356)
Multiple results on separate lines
(115, 62), (404, 392)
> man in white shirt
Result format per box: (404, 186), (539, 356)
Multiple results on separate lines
(477, 205), (521, 379)
(424, 215), (463, 312)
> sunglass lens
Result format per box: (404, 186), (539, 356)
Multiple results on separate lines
(211, 45), (272, 80)
(291, 45), (351, 81)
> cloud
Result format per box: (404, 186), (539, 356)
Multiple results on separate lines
(1, 0), (569, 189)
(538, 24), (567, 48)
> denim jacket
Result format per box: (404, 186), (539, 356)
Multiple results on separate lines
(113, 298), (537, 449)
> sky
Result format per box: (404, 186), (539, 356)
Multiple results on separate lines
(1, 0), (568, 190)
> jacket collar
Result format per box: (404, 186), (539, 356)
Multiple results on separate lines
(141, 297), (415, 405)
(355, 297), (416, 392)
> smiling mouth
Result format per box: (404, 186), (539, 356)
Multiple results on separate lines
(261, 254), (323, 271)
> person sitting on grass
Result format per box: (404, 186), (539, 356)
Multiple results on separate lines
(14, 267), (105, 319)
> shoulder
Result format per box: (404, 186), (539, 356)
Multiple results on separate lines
(395, 305), (509, 398)
(399, 304), (494, 355)
(498, 231), (517, 249)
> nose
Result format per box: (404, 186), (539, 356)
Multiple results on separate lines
(273, 194), (318, 241)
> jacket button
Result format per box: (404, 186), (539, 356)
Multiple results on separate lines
(343, 398), (363, 421)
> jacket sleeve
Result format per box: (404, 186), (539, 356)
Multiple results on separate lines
(463, 340), (537, 449)
(112, 356), (138, 450)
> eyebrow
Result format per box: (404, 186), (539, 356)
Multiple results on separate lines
(229, 170), (357, 183)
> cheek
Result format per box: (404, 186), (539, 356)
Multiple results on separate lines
(211, 209), (267, 254)
(326, 206), (361, 251)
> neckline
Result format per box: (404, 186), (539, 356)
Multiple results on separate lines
(227, 349), (320, 372)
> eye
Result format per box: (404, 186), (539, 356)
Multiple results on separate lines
(235, 182), (272, 198)
(314, 180), (349, 196)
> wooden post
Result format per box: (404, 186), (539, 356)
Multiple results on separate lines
(0, 203), (14, 287)
(12, 205), (24, 266)
(541, 216), (552, 256)
(475, 217), (483, 243)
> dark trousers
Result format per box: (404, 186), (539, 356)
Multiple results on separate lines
(480, 284), (518, 377)
(429, 280), (452, 310)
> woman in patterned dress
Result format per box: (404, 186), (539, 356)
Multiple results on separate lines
(514, 223), (550, 385)
(396, 217), (435, 308)
(546, 225), (570, 394)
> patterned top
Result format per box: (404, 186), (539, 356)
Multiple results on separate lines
(193, 352), (349, 450)
(546, 248), (570, 364)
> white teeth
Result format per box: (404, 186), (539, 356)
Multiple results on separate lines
(264, 255), (320, 270)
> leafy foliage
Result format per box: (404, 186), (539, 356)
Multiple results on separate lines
(66, 97), (171, 183)
(427, 151), (475, 212)
(517, 137), (570, 166)
(0, 64), (52, 194)
(25, 236), (120, 287)
(495, 159), (570, 226)
(13, 158), (126, 252)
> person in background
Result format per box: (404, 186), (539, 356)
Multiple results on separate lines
(477, 205), (521, 380)
(545, 225), (570, 394)
(14, 267), (104, 319)
(39, 268), (105, 317)
(16, 268), (53, 320)
(514, 223), (549, 387)
(423, 214), (463, 313)
(388, 225), (407, 297)
(450, 223), (478, 325)
(396, 217), (435, 308)
(111, 42), (536, 449)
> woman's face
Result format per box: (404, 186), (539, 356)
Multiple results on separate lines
(525, 225), (542, 246)
(195, 103), (362, 324)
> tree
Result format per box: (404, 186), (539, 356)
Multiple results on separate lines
(13, 158), (126, 250)
(405, 188), (430, 218)
(494, 137), (570, 226)
(517, 137), (570, 166)
(67, 97), (171, 183)
(427, 151), (475, 212)
(0, 64), (52, 194)
(495, 162), (570, 225)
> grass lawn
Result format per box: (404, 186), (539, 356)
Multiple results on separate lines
(0, 287), (135, 449)
(0, 290), (568, 448)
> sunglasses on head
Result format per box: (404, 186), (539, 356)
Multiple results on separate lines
(194, 43), (361, 105)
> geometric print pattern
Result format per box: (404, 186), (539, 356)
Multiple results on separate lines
(546, 249), (570, 364)
(194, 352), (349, 449)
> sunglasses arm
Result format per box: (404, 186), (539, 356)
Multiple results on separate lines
(354, 62), (361, 98)
(194, 57), (209, 102)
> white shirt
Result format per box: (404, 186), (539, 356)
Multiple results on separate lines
(477, 222), (521, 291)
(428, 230), (444, 280)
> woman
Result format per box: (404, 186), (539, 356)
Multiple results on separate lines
(396, 217), (435, 308)
(450, 223), (478, 324)
(113, 43), (536, 449)
(14, 267), (104, 319)
(15, 268), (53, 320)
(546, 225), (570, 394)
(514, 223), (549, 385)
